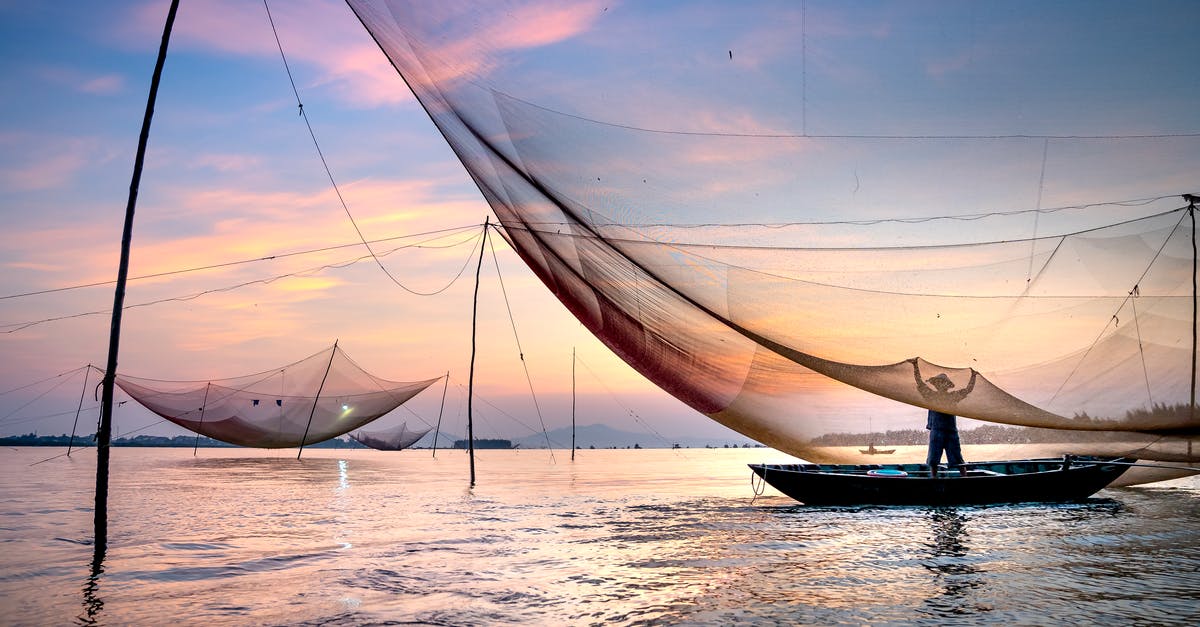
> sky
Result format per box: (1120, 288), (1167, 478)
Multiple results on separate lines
(0, 0), (725, 445)
(1, 0), (1197, 449)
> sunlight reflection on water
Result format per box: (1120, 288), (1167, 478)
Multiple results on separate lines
(0, 447), (1197, 625)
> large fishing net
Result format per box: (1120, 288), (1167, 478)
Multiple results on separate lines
(348, 0), (1200, 463)
(116, 345), (440, 448)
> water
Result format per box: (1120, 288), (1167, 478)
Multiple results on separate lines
(1, 447), (1197, 626)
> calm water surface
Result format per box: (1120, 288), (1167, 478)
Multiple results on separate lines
(1, 447), (1197, 625)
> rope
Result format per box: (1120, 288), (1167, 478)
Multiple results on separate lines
(29, 418), (169, 466)
(1, 228), (483, 334)
(0, 366), (84, 424)
(0, 364), (88, 396)
(1049, 208), (1191, 403)
(458, 196), (1173, 231)
(262, 0), (460, 297)
(574, 354), (678, 451)
(450, 380), (555, 446)
(1026, 138), (1049, 283)
(750, 468), (767, 505)
(1129, 293), (1154, 406)
(487, 225), (555, 461)
(501, 203), (1185, 252)
(0, 224), (481, 302)
(488, 81), (1200, 141)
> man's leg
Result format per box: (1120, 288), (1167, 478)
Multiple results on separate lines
(945, 431), (966, 474)
(927, 431), (945, 475)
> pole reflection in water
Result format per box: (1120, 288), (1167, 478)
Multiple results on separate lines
(921, 508), (986, 616)
(80, 546), (105, 625)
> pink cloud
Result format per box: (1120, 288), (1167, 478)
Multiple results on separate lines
(487, 2), (604, 50)
(191, 153), (263, 173)
(371, 0), (609, 87)
(79, 74), (125, 95)
(122, 0), (411, 107)
(34, 65), (126, 95)
(113, 0), (607, 107)
(0, 134), (98, 191)
(926, 49), (974, 79)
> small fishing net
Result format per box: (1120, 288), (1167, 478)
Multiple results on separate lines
(348, 0), (1200, 462)
(115, 345), (440, 448)
(349, 422), (431, 450)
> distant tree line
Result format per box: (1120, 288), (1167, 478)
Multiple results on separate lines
(810, 403), (1194, 447)
(0, 433), (365, 449)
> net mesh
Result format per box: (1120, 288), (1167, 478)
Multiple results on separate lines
(348, 0), (1200, 462)
(349, 422), (431, 450)
(115, 345), (440, 448)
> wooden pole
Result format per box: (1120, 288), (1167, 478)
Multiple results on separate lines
(297, 341), (338, 459)
(1188, 195), (1197, 424)
(467, 219), (490, 485)
(432, 371), (449, 458)
(571, 347), (576, 461)
(193, 382), (211, 456)
(94, 0), (180, 560)
(68, 366), (91, 457)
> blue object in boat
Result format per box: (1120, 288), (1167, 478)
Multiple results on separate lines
(867, 468), (908, 477)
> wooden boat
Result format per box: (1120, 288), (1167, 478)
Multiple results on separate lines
(749, 457), (1131, 506)
(859, 443), (896, 455)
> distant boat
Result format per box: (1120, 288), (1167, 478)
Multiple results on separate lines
(750, 457), (1130, 506)
(859, 443), (896, 455)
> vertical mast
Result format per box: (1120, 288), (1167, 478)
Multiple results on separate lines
(467, 219), (490, 485)
(297, 341), (338, 459)
(193, 382), (211, 456)
(571, 347), (576, 461)
(431, 371), (449, 458)
(68, 366), (91, 457)
(1188, 194), (1198, 424)
(95, 0), (180, 557)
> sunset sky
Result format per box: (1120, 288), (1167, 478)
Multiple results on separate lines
(0, 0), (715, 445)
(1, 0), (1197, 448)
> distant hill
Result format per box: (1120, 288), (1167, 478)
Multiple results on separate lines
(508, 423), (760, 450)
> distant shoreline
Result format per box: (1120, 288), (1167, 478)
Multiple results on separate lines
(0, 433), (767, 450)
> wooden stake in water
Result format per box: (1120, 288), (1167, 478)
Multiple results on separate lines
(467, 218), (490, 486)
(193, 382), (211, 456)
(432, 371), (449, 458)
(68, 365), (91, 457)
(297, 341), (338, 460)
(95, 0), (180, 558)
(571, 347), (576, 461)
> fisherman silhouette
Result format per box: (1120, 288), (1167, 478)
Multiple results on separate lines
(912, 360), (978, 476)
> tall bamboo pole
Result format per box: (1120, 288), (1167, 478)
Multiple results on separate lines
(68, 366), (91, 457)
(297, 341), (339, 459)
(94, 0), (180, 559)
(432, 371), (449, 458)
(571, 348), (576, 461)
(193, 383), (211, 456)
(467, 219), (490, 485)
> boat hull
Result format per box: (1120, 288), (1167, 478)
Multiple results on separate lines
(750, 458), (1130, 506)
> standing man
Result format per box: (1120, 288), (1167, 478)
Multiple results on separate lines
(912, 361), (977, 476)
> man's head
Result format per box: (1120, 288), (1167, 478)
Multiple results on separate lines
(926, 373), (956, 392)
